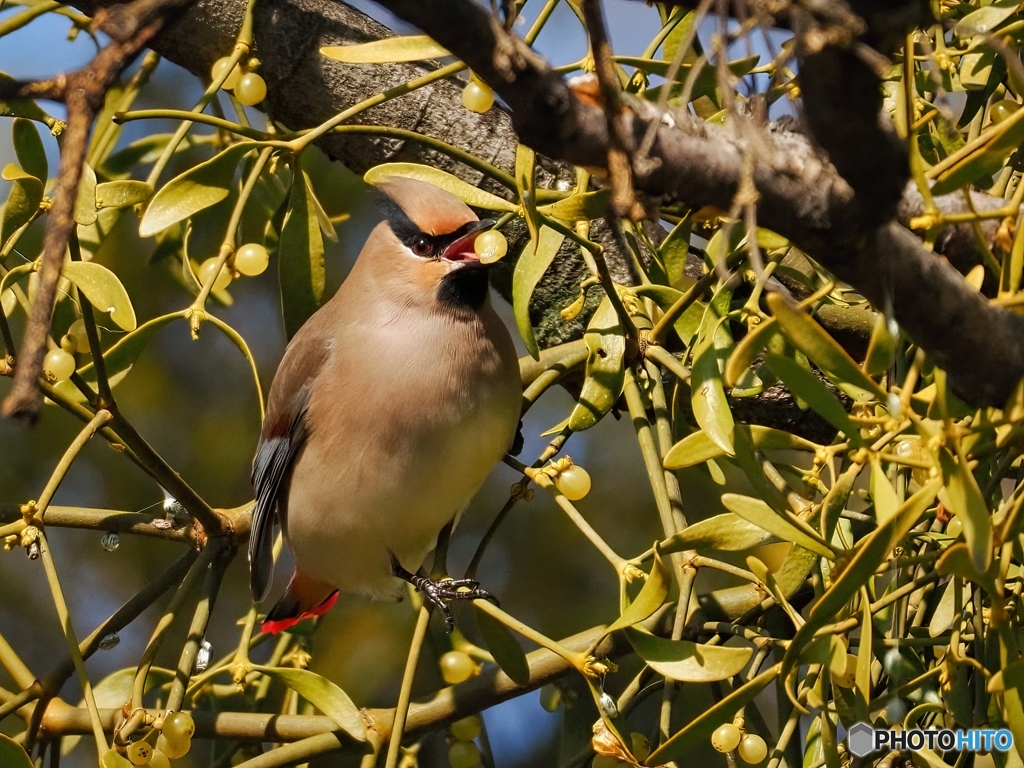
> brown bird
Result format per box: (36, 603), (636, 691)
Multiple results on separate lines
(249, 177), (522, 633)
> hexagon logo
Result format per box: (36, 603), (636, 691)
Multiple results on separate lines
(848, 722), (875, 757)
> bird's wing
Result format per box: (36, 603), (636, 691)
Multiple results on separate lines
(249, 330), (332, 603)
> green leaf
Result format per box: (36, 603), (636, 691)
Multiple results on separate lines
(475, 605), (531, 686)
(250, 665), (366, 740)
(691, 308), (735, 454)
(781, 479), (941, 681)
(538, 190), (610, 223)
(722, 493), (835, 560)
(725, 316), (778, 388)
(53, 313), (185, 403)
(988, 657), (1024, 694)
(644, 665), (779, 766)
(930, 104), (1024, 195)
(12, 118), (47, 181)
(320, 35), (449, 63)
(74, 161), (98, 226)
(746, 555), (805, 628)
(139, 142), (255, 237)
(855, 596), (872, 721)
(0, 734), (33, 768)
(1, 163), (43, 247)
(568, 295), (626, 431)
(955, 0), (1021, 36)
(764, 353), (864, 446)
(604, 551), (671, 636)
(515, 144), (540, 251)
(364, 163), (516, 212)
(625, 627), (752, 682)
(870, 455), (900, 524)
(513, 226), (564, 359)
(864, 313), (897, 376)
(278, 166), (326, 339)
(664, 424), (819, 470)
(766, 292), (886, 401)
(95, 180), (154, 210)
(937, 542), (998, 595)
(659, 512), (779, 554)
(0, 73), (58, 126)
(657, 215), (693, 289)
(62, 261), (137, 331)
(937, 444), (993, 574)
(632, 283), (704, 346)
(928, 576), (959, 637)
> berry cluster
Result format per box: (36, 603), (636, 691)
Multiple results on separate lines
(210, 57), (268, 106)
(102, 711), (194, 767)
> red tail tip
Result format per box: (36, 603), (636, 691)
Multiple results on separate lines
(261, 591), (339, 635)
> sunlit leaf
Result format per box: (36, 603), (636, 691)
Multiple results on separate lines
(955, 0), (1020, 36)
(691, 301), (735, 454)
(766, 292), (885, 401)
(12, 117), (47, 181)
(664, 424), (820, 470)
(364, 163), (517, 212)
(140, 142), (255, 237)
(625, 627), (752, 682)
(1, 163), (43, 247)
(538, 189), (610, 223)
(321, 35), (449, 63)
(660, 512), (779, 554)
(937, 542), (998, 595)
(870, 455), (900, 524)
(568, 295), (625, 431)
(74, 161), (98, 226)
(632, 283), (704, 347)
(645, 665), (779, 766)
(513, 227), (565, 359)
(928, 577), (960, 637)
(475, 605), (531, 686)
(516, 144), (540, 251)
(250, 665), (366, 740)
(95, 180), (154, 210)
(722, 493), (835, 560)
(863, 313), (898, 376)
(936, 444), (993, 574)
(62, 261), (137, 331)
(764, 353), (864, 446)
(278, 165), (326, 339)
(604, 551), (670, 636)
(725, 317), (779, 388)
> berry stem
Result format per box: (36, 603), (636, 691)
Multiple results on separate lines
(384, 605), (431, 768)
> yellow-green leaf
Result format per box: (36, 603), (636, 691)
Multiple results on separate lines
(644, 665), (779, 766)
(930, 104), (1024, 195)
(632, 283), (704, 347)
(725, 316), (779, 387)
(12, 117), (47, 181)
(928, 576), (959, 637)
(692, 306), (735, 454)
(515, 144), (540, 251)
(62, 261), (137, 331)
(320, 35), (449, 63)
(568, 295), (625, 431)
(475, 605), (531, 686)
(625, 627), (752, 682)
(659, 512), (779, 554)
(140, 142), (255, 237)
(870, 455), (900, 524)
(538, 189), (610, 223)
(250, 665), (366, 740)
(864, 313), (898, 376)
(764, 353), (864, 446)
(747, 555), (804, 628)
(767, 292), (885, 401)
(278, 166), (326, 339)
(1, 163), (43, 247)
(664, 424), (820, 470)
(937, 542), (998, 595)
(955, 0), (1020, 36)
(604, 551), (670, 636)
(364, 163), (516, 212)
(74, 161), (98, 226)
(937, 444), (992, 574)
(512, 227), (565, 359)
(0, 734), (34, 768)
(722, 493), (835, 560)
(781, 479), (941, 681)
(95, 180), (153, 210)
(988, 658), (1024, 694)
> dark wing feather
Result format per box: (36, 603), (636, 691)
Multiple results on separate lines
(249, 386), (312, 602)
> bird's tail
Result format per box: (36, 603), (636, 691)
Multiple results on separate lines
(262, 569), (339, 635)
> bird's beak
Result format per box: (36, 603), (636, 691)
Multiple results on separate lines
(441, 219), (496, 263)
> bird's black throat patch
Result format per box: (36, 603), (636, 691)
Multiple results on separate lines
(438, 265), (489, 312)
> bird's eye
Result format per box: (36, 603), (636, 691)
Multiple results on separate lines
(410, 237), (433, 257)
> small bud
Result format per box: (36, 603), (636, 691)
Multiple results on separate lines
(99, 633), (121, 650)
(195, 640), (213, 673)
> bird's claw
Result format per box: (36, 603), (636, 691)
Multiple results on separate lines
(391, 556), (495, 632)
(415, 576), (493, 631)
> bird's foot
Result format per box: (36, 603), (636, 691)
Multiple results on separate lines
(391, 557), (494, 632)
